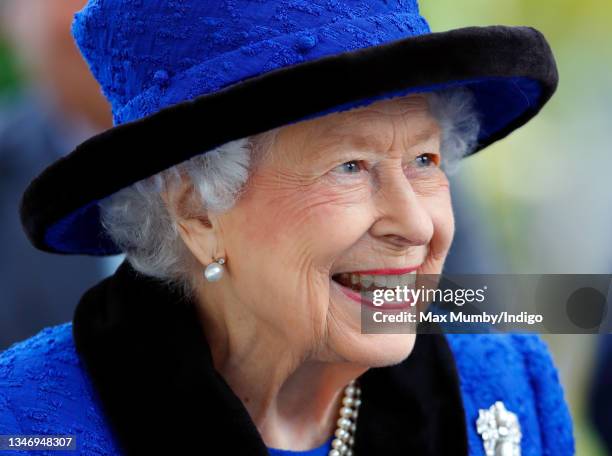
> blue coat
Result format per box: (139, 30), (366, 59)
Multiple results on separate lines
(0, 262), (574, 455)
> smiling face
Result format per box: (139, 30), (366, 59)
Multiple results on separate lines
(196, 94), (455, 367)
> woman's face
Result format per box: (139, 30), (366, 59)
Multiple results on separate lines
(211, 94), (454, 366)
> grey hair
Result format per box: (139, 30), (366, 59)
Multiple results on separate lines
(99, 87), (480, 297)
(429, 87), (481, 174)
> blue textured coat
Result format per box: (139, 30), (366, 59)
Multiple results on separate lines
(0, 263), (575, 455)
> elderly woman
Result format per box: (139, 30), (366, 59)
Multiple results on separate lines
(1, 0), (573, 455)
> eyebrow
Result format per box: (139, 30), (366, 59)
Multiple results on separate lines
(317, 123), (440, 154)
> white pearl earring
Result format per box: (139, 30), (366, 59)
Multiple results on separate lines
(204, 258), (225, 282)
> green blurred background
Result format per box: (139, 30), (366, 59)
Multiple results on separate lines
(1, 1), (610, 453)
(0, 39), (20, 92)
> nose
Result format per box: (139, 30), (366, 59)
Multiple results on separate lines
(369, 164), (434, 249)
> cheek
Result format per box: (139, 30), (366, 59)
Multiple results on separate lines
(219, 182), (374, 337)
(218, 179), (373, 315)
(298, 189), (374, 261)
(423, 189), (455, 267)
(233, 176), (373, 267)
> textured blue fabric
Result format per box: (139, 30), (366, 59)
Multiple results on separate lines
(72, 0), (431, 125)
(70, 0), (543, 137)
(0, 324), (121, 455)
(0, 323), (574, 455)
(268, 436), (333, 455)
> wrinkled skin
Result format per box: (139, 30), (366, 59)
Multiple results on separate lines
(167, 94), (455, 450)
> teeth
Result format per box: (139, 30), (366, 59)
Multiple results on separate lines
(398, 271), (417, 288)
(360, 275), (374, 288)
(373, 275), (387, 287)
(386, 275), (399, 288)
(337, 270), (418, 290)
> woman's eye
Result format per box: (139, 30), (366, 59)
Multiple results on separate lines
(333, 160), (365, 174)
(415, 153), (439, 168)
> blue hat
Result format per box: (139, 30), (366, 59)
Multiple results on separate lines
(20, 0), (558, 255)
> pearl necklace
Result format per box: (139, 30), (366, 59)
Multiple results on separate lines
(329, 379), (361, 456)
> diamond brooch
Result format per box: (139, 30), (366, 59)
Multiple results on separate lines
(476, 401), (522, 456)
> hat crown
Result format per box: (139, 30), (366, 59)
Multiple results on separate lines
(72, 0), (430, 124)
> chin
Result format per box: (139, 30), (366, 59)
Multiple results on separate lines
(338, 333), (417, 368)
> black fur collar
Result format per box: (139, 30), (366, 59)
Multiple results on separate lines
(72, 260), (468, 454)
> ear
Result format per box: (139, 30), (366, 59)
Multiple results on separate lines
(160, 176), (221, 268)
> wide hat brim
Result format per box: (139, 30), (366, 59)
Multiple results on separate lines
(20, 25), (558, 256)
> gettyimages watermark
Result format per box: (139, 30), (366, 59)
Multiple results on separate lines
(360, 274), (612, 334)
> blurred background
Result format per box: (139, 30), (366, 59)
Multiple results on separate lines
(0, 0), (123, 349)
(0, 0), (611, 454)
